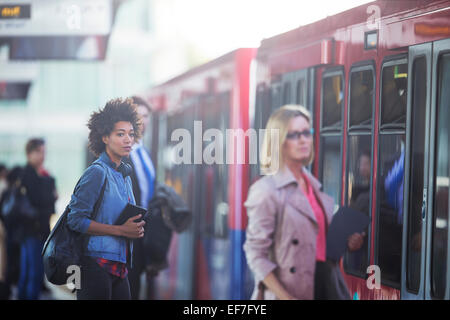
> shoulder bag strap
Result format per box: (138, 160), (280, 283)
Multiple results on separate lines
(90, 162), (107, 220)
(71, 162), (107, 219)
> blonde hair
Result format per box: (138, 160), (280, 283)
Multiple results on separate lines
(260, 104), (314, 175)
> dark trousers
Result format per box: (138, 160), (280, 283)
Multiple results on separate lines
(314, 260), (351, 300)
(76, 257), (131, 300)
(128, 238), (145, 300)
(127, 265), (142, 300)
(314, 261), (327, 300)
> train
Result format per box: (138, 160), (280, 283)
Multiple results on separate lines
(142, 0), (450, 300)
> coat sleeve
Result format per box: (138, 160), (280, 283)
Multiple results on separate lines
(67, 164), (106, 234)
(243, 180), (278, 282)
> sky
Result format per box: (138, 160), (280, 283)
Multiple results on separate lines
(167, 0), (374, 59)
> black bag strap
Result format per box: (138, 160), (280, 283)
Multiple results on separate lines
(90, 162), (107, 221)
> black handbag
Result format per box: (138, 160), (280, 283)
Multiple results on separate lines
(2, 182), (38, 221)
(1, 178), (39, 244)
(316, 260), (351, 300)
(149, 183), (192, 233)
(41, 163), (107, 286)
(143, 184), (191, 272)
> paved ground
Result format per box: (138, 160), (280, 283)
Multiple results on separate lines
(9, 279), (76, 300)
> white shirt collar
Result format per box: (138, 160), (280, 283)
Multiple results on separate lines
(132, 141), (144, 151)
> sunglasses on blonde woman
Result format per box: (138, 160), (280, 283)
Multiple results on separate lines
(286, 128), (314, 140)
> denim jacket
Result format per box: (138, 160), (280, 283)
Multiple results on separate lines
(67, 152), (136, 265)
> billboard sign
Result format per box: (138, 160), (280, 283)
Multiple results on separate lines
(0, 0), (112, 36)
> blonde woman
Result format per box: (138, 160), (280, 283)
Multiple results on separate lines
(243, 105), (364, 300)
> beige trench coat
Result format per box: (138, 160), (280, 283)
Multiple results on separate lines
(243, 167), (334, 300)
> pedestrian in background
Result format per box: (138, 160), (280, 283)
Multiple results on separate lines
(0, 213), (8, 299)
(0, 164), (10, 299)
(243, 105), (364, 300)
(18, 138), (57, 300)
(0, 164), (7, 197)
(125, 96), (156, 300)
(0, 166), (24, 299)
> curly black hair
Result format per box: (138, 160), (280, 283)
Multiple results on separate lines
(87, 98), (142, 157)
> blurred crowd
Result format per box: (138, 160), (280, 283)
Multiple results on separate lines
(0, 138), (57, 300)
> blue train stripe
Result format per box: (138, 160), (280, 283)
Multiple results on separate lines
(230, 229), (247, 299)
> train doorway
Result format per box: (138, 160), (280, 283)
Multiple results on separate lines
(401, 38), (450, 300)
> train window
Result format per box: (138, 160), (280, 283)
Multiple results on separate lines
(321, 74), (343, 128)
(319, 70), (344, 211)
(319, 135), (341, 211)
(283, 82), (291, 104)
(251, 84), (268, 181)
(375, 60), (408, 289)
(318, 71), (344, 210)
(349, 69), (374, 128)
(344, 135), (372, 276)
(430, 53), (450, 299)
(380, 63), (408, 127)
(375, 133), (405, 288)
(270, 82), (282, 111)
(296, 79), (306, 106)
(406, 56), (427, 293)
(344, 65), (375, 277)
(200, 93), (230, 238)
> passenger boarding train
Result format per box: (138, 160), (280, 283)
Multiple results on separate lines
(141, 0), (450, 300)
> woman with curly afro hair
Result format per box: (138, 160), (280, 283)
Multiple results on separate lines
(67, 98), (146, 300)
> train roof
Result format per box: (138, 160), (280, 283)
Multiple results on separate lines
(150, 48), (253, 89)
(257, 0), (450, 57)
(144, 48), (256, 112)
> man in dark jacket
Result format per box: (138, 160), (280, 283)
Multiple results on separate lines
(126, 96), (157, 300)
(18, 138), (57, 300)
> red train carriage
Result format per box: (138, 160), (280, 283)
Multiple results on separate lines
(252, 0), (450, 299)
(144, 49), (256, 299)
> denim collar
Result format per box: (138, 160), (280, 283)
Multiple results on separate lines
(99, 151), (119, 170)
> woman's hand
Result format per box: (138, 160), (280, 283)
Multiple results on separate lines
(119, 214), (146, 239)
(347, 232), (365, 251)
(279, 293), (297, 300)
(263, 272), (297, 300)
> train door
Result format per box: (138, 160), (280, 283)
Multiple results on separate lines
(401, 38), (450, 300)
(192, 92), (232, 299)
(165, 98), (197, 300)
